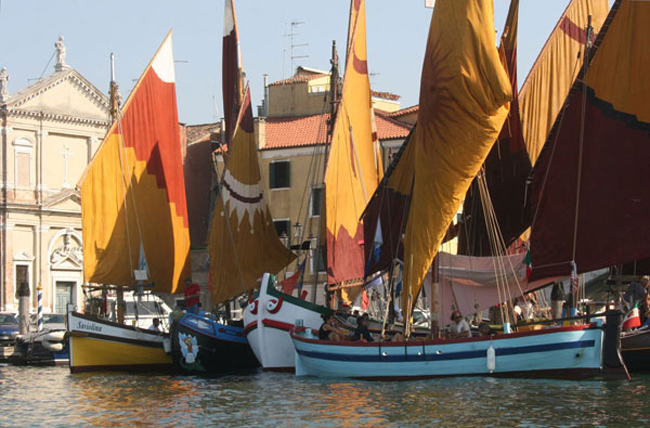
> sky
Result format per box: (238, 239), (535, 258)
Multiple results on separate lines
(0, 0), (613, 126)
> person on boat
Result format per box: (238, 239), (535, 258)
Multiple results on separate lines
(624, 278), (647, 309)
(446, 311), (471, 338)
(478, 322), (495, 336)
(551, 282), (566, 319)
(184, 277), (201, 314)
(350, 313), (374, 342)
(318, 313), (347, 341)
(148, 318), (161, 332)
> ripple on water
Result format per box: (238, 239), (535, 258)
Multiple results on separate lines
(0, 366), (649, 426)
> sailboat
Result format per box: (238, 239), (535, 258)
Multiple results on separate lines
(169, 0), (294, 374)
(291, 0), (628, 380)
(67, 32), (189, 373)
(243, 0), (386, 371)
(527, 0), (650, 371)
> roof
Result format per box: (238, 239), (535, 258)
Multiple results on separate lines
(371, 90), (400, 101)
(268, 73), (329, 87)
(262, 110), (412, 150)
(388, 105), (419, 118)
(264, 114), (330, 149)
(185, 122), (221, 143)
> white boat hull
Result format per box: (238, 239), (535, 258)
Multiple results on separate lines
(244, 273), (331, 371)
(292, 325), (611, 380)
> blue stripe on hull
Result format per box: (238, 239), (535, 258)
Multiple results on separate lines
(296, 339), (596, 363)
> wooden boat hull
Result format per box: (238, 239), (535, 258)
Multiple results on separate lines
(621, 328), (650, 372)
(244, 274), (332, 371)
(171, 312), (259, 374)
(67, 310), (172, 374)
(292, 325), (619, 380)
(9, 330), (69, 366)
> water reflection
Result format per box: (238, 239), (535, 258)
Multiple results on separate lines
(0, 366), (649, 426)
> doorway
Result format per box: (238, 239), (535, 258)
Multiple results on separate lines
(55, 282), (74, 314)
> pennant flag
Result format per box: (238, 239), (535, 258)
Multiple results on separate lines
(325, 0), (383, 304)
(209, 86), (296, 304)
(281, 258), (306, 294)
(402, 0), (511, 327)
(80, 32), (191, 294)
(623, 303), (641, 330)
(223, 0), (244, 147)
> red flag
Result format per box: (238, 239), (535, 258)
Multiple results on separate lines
(281, 259), (305, 294)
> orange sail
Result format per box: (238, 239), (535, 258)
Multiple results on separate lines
(80, 32), (191, 294)
(519, 0), (609, 164)
(402, 0), (511, 323)
(208, 86), (296, 304)
(324, 0), (383, 302)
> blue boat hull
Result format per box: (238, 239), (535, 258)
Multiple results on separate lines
(171, 313), (259, 374)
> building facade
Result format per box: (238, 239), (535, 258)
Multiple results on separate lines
(0, 55), (110, 313)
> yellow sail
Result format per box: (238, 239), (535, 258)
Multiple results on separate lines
(324, 0), (383, 303)
(402, 0), (511, 324)
(519, 0), (609, 164)
(209, 87), (296, 305)
(80, 32), (191, 294)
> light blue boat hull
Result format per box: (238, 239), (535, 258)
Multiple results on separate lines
(293, 325), (607, 380)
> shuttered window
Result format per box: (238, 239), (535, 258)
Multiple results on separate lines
(270, 160), (290, 189)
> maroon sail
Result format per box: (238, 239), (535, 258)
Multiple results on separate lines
(529, 0), (650, 280)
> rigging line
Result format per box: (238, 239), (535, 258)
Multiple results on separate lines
(39, 51), (56, 80)
(528, 54), (583, 233)
(572, 26), (593, 265)
(476, 170), (523, 323)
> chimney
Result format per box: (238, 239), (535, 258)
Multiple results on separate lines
(263, 74), (270, 117)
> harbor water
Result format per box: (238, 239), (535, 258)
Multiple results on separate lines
(1, 365), (649, 427)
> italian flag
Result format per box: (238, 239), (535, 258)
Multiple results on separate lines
(623, 303), (641, 330)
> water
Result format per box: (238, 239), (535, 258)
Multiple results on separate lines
(1, 365), (649, 427)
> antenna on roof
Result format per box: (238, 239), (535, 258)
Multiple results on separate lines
(284, 21), (309, 78)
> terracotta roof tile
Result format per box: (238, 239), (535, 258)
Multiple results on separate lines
(262, 110), (412, 150)
(388, 105), (419, 118)
(264, 114), (330, 149)
(268, 74), (329, 87)
(186, 122), (221, 143)
(374, 110), (414, 139)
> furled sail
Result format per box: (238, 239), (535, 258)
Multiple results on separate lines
(80, 32), (191, 294)
(208, 86), (296, 304)
(324, 0), (383, 301)
(223, 0), (244, 147)
(361, 127), (415, 276)
(402, 0), (512, 324)
(530, 0), (650, 280)
(519, 0), (609, 165)
(458, 0), (532, 257)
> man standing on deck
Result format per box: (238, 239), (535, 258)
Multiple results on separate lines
(184, 278), (200, 314)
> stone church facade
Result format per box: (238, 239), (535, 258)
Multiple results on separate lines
(0, 51), (110, 313)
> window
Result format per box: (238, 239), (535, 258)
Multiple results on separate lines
(309, 187), (323, 217)
(269, 160), (290, 189)
(273, 219), (290, 241)
(13, 138), (33, 188)
(311, 244), (326, 274)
